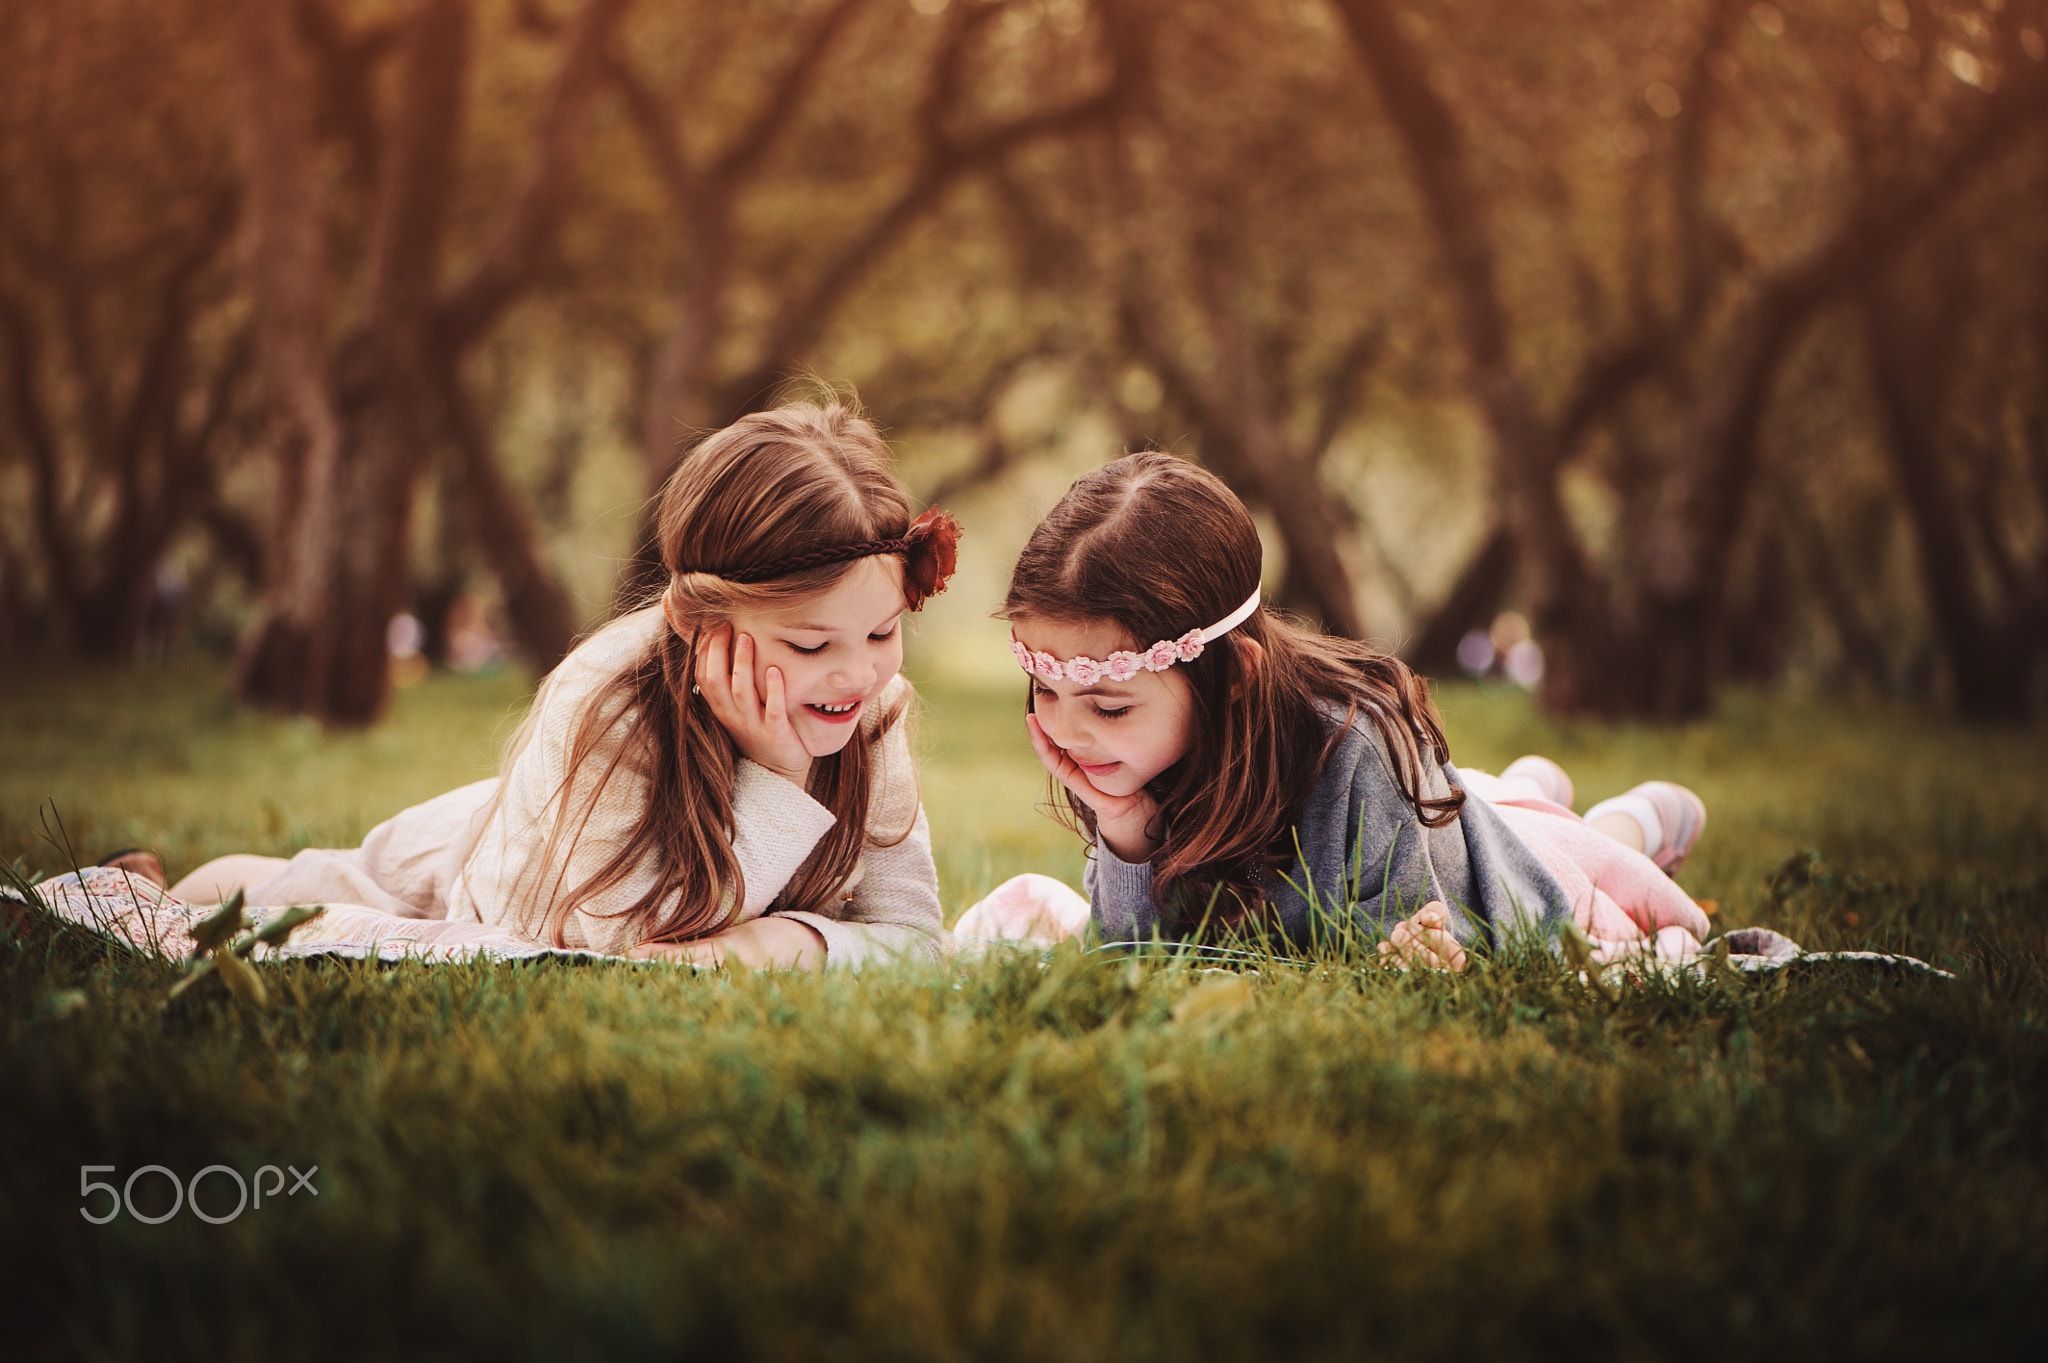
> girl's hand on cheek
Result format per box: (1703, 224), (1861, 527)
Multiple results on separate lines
(1027, 712), (1162, 864)
(696, 626), (813, 786)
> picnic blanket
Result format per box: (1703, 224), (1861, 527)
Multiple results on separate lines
(17, 866), (617, 964)
(952, 873), (1955, 979)
(14, 866), (1951, 981)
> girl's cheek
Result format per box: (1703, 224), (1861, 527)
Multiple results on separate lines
(759, 652), (795, 696)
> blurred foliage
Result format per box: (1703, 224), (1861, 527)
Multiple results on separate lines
(1, 0), (2045, 717)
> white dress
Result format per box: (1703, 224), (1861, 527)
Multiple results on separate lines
(243, 609), (945, 967)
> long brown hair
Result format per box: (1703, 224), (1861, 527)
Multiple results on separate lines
(511, 401), (920, 947)
(1002, 451), (1462, 928)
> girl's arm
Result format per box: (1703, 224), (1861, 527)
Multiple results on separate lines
(1083, 840), (1163, 944)
(771, 713), (946, 967)
(459, 614), (845, 955)
(775, 808), (943, 966)
(1284, 720), (1484, 970)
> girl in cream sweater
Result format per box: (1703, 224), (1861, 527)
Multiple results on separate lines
(173, 402), (958, 970)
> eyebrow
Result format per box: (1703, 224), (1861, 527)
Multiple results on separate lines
(1070, 686), (1136, 699)
(783, 615), (901, 634)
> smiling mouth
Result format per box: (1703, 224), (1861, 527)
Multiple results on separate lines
(805, 700), (862, 723)
(1075, 758), (1120, 775)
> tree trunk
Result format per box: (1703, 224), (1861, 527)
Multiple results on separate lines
(229, 0), (352, 715)
(1633, 63), (2048, 719)
(432, 349), (580, 671)
(1329, 0), (1612, 712)
(1404, 526), (1512, 681)
(234, 0), (467, 724)
(233, 0), (611, 720)
(1632, 284), (1803, 719)
(1772, 484), (1893, 692)
(1861, 285), (2029, 721)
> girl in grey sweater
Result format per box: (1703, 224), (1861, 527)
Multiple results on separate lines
(1002, 452), (1709, 969)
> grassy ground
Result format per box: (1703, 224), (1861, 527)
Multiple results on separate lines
(2, 660), (2046, 1359)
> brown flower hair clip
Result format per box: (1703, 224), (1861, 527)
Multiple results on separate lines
(899, 507), (962, 610)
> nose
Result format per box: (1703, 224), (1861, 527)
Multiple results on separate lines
(1037, 697), (1085, 751)
(828, 652), (878, 694)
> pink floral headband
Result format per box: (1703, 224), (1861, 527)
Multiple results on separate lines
(1010, 589), (1262, 686)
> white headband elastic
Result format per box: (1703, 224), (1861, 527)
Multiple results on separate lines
(1010, 588), (1262, 686)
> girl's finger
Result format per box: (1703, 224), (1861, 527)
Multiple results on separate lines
(1026, 714), (1081, 785)
(695, 629), (739, 718)
(1025, 714), (1064, 773)
(694, 628), (719, 690)
(762, 665), (791, 729)
(1029, 719), (1113, 812)
(730, 633), (760, 713)
(699, 626), (734, 688)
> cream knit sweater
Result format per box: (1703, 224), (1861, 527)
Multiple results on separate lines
(444, 608), (944, 966)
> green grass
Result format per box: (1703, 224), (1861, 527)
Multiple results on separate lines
(3, 662), (2046, 1359)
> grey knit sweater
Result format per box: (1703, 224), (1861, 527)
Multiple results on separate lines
(1086, 706), (1571, 952)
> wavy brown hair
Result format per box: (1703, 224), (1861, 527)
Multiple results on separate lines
(508, 401), (919, 948)
(1002, 451), (1463, 929)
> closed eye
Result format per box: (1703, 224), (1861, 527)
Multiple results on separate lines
(785, 640), (827, 655)
(869, 625), (899, 643)
(1093, 704), (1132, 720)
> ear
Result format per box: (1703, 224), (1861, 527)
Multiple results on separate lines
(1230, 636), (1264, 701)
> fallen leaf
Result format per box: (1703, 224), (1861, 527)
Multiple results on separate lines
(248, 905), (325, 952)
(188, 888), (248, 955)
(212, 949), (270, 1009)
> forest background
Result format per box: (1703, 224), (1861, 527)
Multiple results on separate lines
(5, 0), (2047, 725)
(7, 6), (2048, 1354)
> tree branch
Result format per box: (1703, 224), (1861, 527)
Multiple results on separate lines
(292, 0), (403, 193)
(1649, 56), (2048, 604)
(605, 46), (694, 204)
(435, 0), (634, 346)
(717, 7), (1121, 418)
(0, 282), (83, 614)
(1308, 321), (1385, 463)
(709, 0), (867, 189)
(428, 353), (579, 671)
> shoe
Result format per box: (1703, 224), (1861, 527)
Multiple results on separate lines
(1629, 782), (1706, 875)
(1501, 754), (1574, 809)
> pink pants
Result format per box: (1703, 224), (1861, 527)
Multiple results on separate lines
(1458, 769), (1710, 962)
